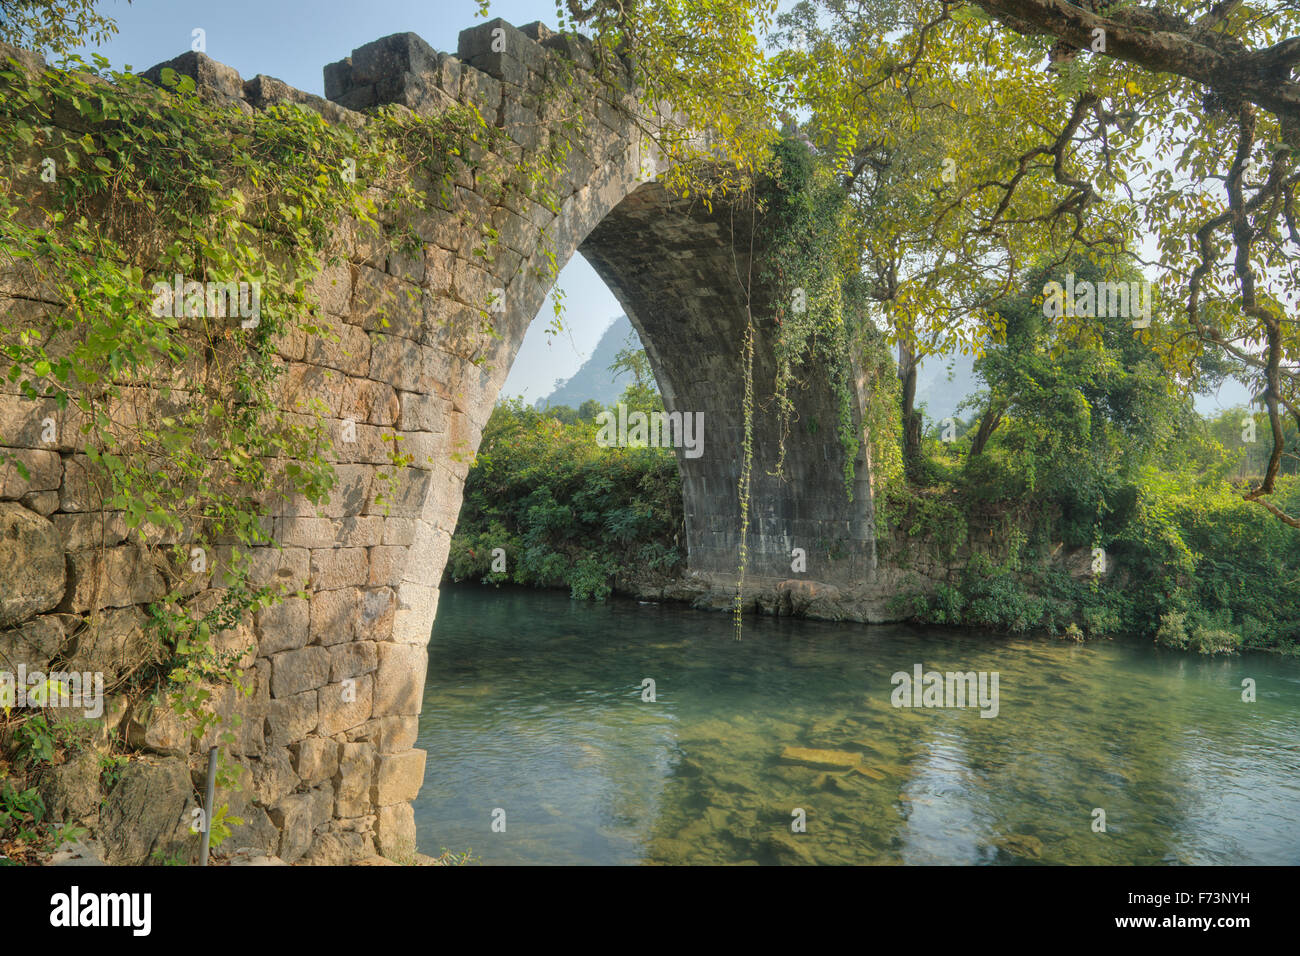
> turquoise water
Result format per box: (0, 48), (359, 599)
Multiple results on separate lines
(413, 585), (1300, 865)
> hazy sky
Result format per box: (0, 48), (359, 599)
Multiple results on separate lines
(74, 0), (625, 402)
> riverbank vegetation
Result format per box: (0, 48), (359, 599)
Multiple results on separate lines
(884, 258), (1300, 655)
(447, 387), (684, 601)
(519, 0), (1300, 656)
(455, 250), (1300, 654)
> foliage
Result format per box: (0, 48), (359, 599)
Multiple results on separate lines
(893, 393), (1300, 654)
(98, 751), (128, 791)
(609, 335), (663, 414)
(952, 255), (1186, 542)
(448, 398), (683, 601)
(891, 545), (1125, 638)
(429, 846), (479, 865)
(204, 802), (242, 850)
(560, 0), (1300, 525)
(1155, 611), (1245, 656)
(0, 778), (45, 851)
(0, 714), (93, 861)
(760, 137), (860, 496)
(12, 714), (57, 767)
(0, 0), (125, 59)
(0, 39), (570, 849)
(849, 287), (905, 531)
(876, 253), (1300, 653)
(556, 0), (781, 200)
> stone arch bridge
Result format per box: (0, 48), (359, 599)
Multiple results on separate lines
(0, 19), (884, 863)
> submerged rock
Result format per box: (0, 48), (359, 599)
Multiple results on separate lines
(779, 746), (863, 771)
(762, 829), (818, 865)
(780, 745), (887, 777)
(813, 772), (857, 793)
(995, 833), (1044, 860)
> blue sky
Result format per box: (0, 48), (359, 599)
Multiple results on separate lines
(75, 0), (624, 402)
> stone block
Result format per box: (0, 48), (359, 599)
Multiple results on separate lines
(60, 546), (165, 613)
(334, 741), (375, 817)
(267, 689), (319, 748)
(305, 319), (370, 377)
(51, 511), (128, 551)
(310, 548), (370, 590)
(250, 746), (300, 807)
(373, 642), (427, 717)
(358, 587), (397, 641)
(269, 792), (314, 864)
(0, 613), (66, 672)
(317, 673), (373, 737)
(368, 333), (424, 392)
(255, 597), (311, 655)
(270, 646), (331, 699)
(371, 749), (426, 806)
(309, 586), (361, 645)
(0, 502), (65, 627)
(368, 546), (406, 587)
(64, 607), (161, 679)
(374, 801), (416, 860)
(329, 640), (378, 682)
(351, 714), (419, 754)
(292, 736), (339, 788)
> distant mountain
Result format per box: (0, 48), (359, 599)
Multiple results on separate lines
(541, 322), (982, 418)
(914, 352), (981, 423)
(909, 347), (1252, 422)
(538, 315), (641, 409)
(538, 326), (1247, 424)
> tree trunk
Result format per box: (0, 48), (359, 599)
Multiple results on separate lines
(969, 400), (1006, 457)
(899, 342), (923, 476)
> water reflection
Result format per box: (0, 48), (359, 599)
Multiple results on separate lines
(414, 586), (1300, 865)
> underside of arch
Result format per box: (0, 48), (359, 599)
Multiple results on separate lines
(578, 181), (876, 583)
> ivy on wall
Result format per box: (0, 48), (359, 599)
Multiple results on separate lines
(728, 137), (904, 632)
(0, 46), (579, 856)
(759, 137), (861, 499)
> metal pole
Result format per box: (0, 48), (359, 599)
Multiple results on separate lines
(199, 746), (217, 867)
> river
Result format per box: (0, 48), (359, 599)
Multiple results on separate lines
(412, 585), (1300, 865)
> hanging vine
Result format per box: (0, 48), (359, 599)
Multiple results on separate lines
(728, 136), (904, 633)
(759, 136), (861, 498)
(733, 318), (755, 638)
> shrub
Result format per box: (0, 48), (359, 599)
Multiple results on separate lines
(447, 399), (684, 600)
(1187, 627), (1242, 656)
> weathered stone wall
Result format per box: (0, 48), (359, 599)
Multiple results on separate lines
(0, 18), (880, 863)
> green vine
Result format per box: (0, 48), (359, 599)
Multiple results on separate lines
(732, 137), (899, 633)
(0, 44), (581, 859)
(760, 137), (861, 498)
(733, 319), (755, 638)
